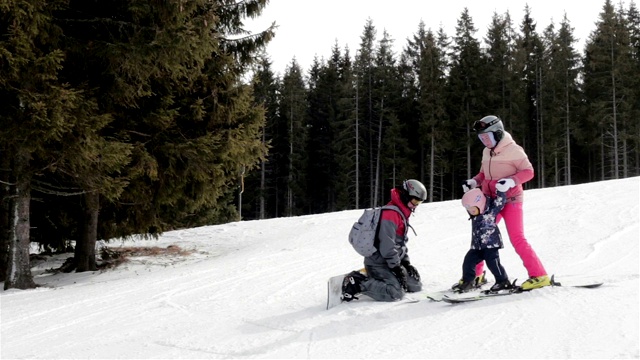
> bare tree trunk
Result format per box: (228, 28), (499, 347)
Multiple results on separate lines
(259, 159), (265, 219)
(5, 149), (35, 290)
(554, 154), (559, 187)
(465, 106), (472, 179)
(419, 144), (425, 184)
(260, 126), (266, 219)
(600, 132), (605, 180)
(0, 154), (10, 280)
(537, 64), (545, 188)
(288, 95), (293, 216)
(355, 76), (359, 210)
(565, 85), (572, 185)
(636, 127), (639, 176)
(368, 67), (373, 208)
(429, 131), (435, 203)
(622, 118), (628, 178)
(75, 191), (99, 272)
(373, 98), (383, 207)
(610, 41), (619, 179)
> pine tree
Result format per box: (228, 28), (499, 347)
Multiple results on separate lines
(403, 22), (448, 201)
(512, 5), (545, 187)
(53, 0), (219, 268)
(582, 0), (635, 181)
(332, 46), (358, 210)
(355, 18), (378, 208)
(0, 0), (103, 286)
(278, 60), (308, 216)
(306, 43), (358, 213)
(307, 48), (335, 213)
(247, 56), (278, 220)
(381, 111), (415, 190)
(627, 1), (640, 176)
(539, 15), (581, 187)
(59, 0), (273, 244)
(371, 30), (402, 206)
(448, 8), (487, 193)
(396, 47), (421, 189)
(484, 11), (516, 120)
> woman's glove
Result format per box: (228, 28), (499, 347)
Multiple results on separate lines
(496, 178), (515, 192)
(462, 179), (477, 193)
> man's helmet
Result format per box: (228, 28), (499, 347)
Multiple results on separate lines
(461, 188), (486, 214)
(403, 179), (427, 202)
(473, 115), (504, 142)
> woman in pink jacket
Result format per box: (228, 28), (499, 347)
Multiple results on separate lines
(462, 115), (550, 291)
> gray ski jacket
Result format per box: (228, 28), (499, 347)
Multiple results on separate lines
(364, 188), (413, 269)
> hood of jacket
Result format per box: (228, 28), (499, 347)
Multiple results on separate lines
(388, 187), (413, 219)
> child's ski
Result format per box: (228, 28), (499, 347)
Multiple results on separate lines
(441, 275), (603, 304)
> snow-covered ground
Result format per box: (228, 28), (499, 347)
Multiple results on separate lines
(1, 177), (638, 359)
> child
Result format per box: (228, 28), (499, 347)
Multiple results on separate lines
(452, 187), (513, 293)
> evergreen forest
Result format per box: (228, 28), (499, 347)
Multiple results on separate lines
(1, 0), (638, 289)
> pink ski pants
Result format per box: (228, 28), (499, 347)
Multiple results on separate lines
(475, 201), (547, 278)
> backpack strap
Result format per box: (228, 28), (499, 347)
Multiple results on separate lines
(380, 205), (417, 237)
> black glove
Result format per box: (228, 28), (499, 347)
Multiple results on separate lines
(391, 265), (408, 291)
(401, 259), (420, 281)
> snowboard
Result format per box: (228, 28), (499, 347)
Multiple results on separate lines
(326, 268), (367, 310)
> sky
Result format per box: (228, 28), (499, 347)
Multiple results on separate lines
(1, 176), (638, 359)
(248, 0), (610, 76)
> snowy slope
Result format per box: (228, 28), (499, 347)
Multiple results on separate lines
(1, 177), (638, 359)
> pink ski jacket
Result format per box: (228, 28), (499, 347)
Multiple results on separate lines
(472, 131), (534, 203)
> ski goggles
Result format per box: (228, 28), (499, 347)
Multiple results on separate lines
(410, 197), (423, 206)
(473, 118), (500, 132)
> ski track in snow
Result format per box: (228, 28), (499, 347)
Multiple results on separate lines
(1, 177), (638, 359)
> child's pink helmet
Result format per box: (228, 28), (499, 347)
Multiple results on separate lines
(461, 188), (486, 214)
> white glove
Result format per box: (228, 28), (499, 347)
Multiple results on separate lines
(496, 178), (515, 192)
(462, 179), (477, 193)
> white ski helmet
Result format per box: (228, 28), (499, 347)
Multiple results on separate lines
(403, 179), (427, 202)
(461, 188), (486, 214)
(473, 115), (504, 142)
